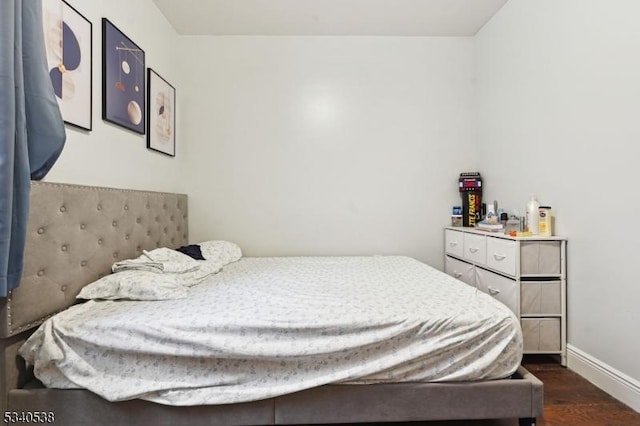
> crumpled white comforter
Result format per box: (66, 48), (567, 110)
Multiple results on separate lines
(20, 256), (523, 406)
(111, 248), (201, 274)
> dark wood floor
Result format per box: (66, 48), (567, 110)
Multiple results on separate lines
(520, 355), (640, 426)
(363, 355), (640, 426)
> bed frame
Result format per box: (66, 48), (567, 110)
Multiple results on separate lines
(1, 182), (543, 425)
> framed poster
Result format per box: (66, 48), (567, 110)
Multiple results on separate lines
(42, 0), (92, 131)
(147, 68), (175, 157)
(101, 18), (145, 134)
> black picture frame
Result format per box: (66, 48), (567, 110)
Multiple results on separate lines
(42, 0), (93, 131)
(146, 68), (176, 157)
(101, 18), (145, 134)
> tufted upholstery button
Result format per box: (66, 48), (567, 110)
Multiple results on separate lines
(37, 270), (44, 277)
(97, 204), (102, 211)
(37, 228), (45, 235)
(171, 237), (175, 243)
(61, 285), (67, 292)
(113, 252), (118, 259)
(164, 227), (168, 233)
(177, 225), (181, 231)
(81, 260), (87, 267)
(124, 205), (129, 211)
(163, 204), (167, 210)
(155, 216), (160, 222)
(98, 239), (103, 245)
(136, 246), (142, 252)
(170, 215), (174, 221)
(136, 218), (141, 224)
(125, 234), (130, 240)
(112, 221), (117, 227)
(80, 223), (86, 230)
(147, 231), (151, 236)
(156, 242), (161, 247)
(146, 203), (150, 209)
(61, 245), (68, 252)
(60, 205), (67, 212)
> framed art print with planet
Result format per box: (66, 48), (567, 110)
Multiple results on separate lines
(147, 68), (175, 157)
(102, 18), (145, 134)
(42, 0), (92, 131)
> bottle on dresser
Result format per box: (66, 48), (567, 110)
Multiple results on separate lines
(525, 194), (540, 235)
(538, 206), (552, 236)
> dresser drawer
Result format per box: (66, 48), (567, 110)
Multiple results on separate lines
(486, 237), (516, 276)
(463, 233), (486, 265)
(445, 256), (475, 287)
(521, 281), (562, 315)
(521, 241), (561, 275)
(475, 268), (517, 314)
(445, 230), (464, 257)
(522, 318), (561, 351)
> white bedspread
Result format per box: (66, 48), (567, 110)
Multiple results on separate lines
(20, 256), (523, 405)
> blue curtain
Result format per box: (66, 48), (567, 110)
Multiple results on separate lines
(0, 0), (66, 297)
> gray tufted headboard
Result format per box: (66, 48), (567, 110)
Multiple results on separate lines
(0, 181), (188, 338)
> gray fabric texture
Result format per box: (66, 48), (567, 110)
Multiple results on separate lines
(0, 182), (188, 337)
(6, 366), (543, 425)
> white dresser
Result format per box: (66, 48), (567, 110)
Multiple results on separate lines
(444, 227), (567, 365)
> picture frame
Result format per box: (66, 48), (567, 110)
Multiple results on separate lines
(101, 18), (145, 134)
(146, 68), (176, 157)
(42, 0), (92, 131)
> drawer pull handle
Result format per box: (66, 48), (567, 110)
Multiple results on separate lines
(449, 242), (458, 247)
(493, 253), (506, 261)
(469, 247), (479, 253)
(454, 272), (462, 278)
(488, 286), (501, 295)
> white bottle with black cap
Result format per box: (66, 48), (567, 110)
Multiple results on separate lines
(526, 194), (540, 235)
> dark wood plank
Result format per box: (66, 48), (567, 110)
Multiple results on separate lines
(522, 355), (640, 426)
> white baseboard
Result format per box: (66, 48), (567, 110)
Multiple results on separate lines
(567, 344), (640, 413)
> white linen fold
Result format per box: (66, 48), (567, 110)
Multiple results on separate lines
(111, 248), (201, 274)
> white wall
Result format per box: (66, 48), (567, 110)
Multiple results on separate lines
(178, 36), (476, 267)
(43, 0), (184, 193)
(476, 0), (640, 390)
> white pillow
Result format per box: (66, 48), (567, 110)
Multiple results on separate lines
(77, 270), (188, 301)
(198, 240), (242, 265)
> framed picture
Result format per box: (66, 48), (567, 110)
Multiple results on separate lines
(146, 69), (175, 157)
(101, 18), (145, 134)
(42, 0), (92, 131)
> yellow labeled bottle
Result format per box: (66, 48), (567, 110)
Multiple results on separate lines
(538, 206), (552, 237)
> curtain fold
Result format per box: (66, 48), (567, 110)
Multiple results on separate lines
(0, 0), (66, 297)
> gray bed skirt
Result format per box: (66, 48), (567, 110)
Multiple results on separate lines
(7, 366), (542, 425)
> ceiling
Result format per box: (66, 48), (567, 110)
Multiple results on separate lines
(152, 0), (508, 37)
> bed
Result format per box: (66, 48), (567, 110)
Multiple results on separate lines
(0, 182), (543, 425)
